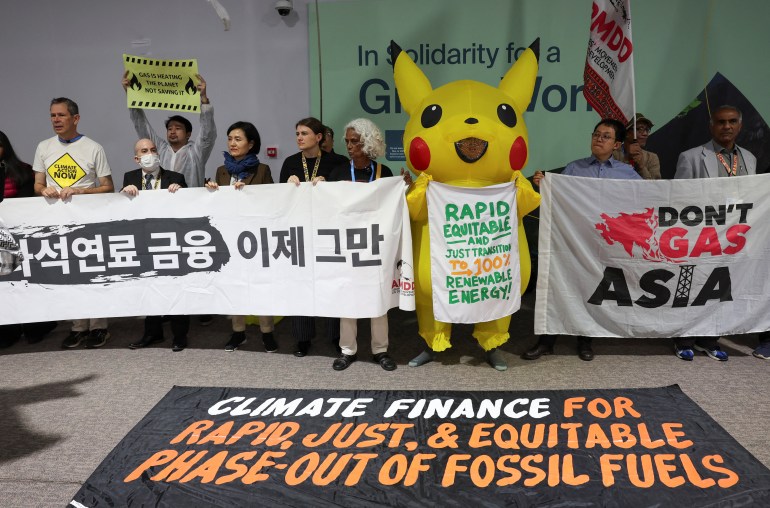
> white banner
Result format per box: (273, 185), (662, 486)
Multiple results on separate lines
(427, 181), (521, 324)
(583, 0), (635, 123)
(535, 173), (770, 338)
(0, 178), (414, 324)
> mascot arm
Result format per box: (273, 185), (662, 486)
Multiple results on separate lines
(406, 172), (432, 221)
(513, 173), (541, 218)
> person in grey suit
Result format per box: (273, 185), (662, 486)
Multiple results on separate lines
(674, 105), (757, 179)
(673, 105), (769, 361)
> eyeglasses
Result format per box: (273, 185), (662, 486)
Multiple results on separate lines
(591, 132), (616, 142)
(636, 126), (651, 134)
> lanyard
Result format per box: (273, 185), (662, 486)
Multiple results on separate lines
(716, 151), (738, 176)
(350, 160), (374, 182)
(301, 153), (321, 182)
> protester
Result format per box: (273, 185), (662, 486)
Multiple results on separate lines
(673, 104), (766, 360)
(320, 125), (349, 166)
(122, 72), (217, 188)
(33, 97), (114, 349)
(0, 130), (57, 347)
(279, 117), (339, 356)
(120, 138), (188, 351)
(205, 121), (277, 352)
(613, 113), (661, 179)
(524, 118), (640, 362)
(327, 118), (401, 371)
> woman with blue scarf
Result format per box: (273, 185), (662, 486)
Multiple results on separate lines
(205, 121), (276, 352)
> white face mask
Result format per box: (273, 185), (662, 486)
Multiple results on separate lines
(138, 153), (160, 171)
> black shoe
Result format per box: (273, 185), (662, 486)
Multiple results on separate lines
(225, 331), (246, 352)
(578, 343), (594, 361)
(129, 335), (164, 350)
(373, 352), (397, 371)
(262, 332), (278, 353)
(333, 353), (357, 371)
(172, 338), (187, 352)
(84, 329), (111, 349)
(521, 343), (553, 360)
(199, 315), (214, 326)
(61, 331), (89, 349)
(26, 321), (57, 344)
(294, 341), (310, 357)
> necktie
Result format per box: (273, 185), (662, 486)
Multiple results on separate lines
(144, 174), (153, 190)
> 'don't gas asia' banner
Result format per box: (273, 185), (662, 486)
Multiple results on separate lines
(71, 386), (770, 507)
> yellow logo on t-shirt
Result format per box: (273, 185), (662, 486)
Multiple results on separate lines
(47, 154), (86, 188)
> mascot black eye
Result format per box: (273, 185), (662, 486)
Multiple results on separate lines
(421, 104), (442, 128)
(497, 104), (517, 127)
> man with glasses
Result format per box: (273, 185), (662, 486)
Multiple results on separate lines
(613, 113), (661, 180)
(524, 118), (640, 362)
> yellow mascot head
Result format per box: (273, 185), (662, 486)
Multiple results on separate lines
(392, 39), (540, 186)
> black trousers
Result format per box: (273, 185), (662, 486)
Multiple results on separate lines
(145, 315), (189, 340)
(292, 317), (340, 343)
(674, 336), (719, 349)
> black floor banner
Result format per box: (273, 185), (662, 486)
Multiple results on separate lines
(70, 385), (770, 507)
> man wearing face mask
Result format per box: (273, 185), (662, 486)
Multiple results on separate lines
(121, 138), (186, 195)
(121, 138), (189, 352)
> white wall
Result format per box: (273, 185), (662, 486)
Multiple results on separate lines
(0, 0), (323, 185)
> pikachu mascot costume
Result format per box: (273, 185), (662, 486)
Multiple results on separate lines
(392, 39), (541, 371)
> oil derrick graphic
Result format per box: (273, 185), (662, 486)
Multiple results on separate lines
(672, 265), (695, 307)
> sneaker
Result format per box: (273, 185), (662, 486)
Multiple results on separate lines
(674, 347), (694, 361)
(225, 331), (246, 351)
(693, 344), (728, 361)
(84, 329), (111, 349)
(62, 331), (90, 349)
(262, 332), (278, 353)
(485, 348), (508, 371)
(752, 342), (770, 360)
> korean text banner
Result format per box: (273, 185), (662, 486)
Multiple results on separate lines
(427, 181), (521, 323)
(70, 385), (770, 507)
(535, 173), (770, 338)
(123, 54), (201, 112)
(0, 178), (414, 324)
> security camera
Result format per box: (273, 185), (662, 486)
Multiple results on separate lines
(275, 0), (293, 17)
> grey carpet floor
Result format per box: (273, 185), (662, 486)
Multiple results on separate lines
(1, 292), (768, 506)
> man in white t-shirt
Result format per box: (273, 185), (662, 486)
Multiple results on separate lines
(33, 97), (114, 349)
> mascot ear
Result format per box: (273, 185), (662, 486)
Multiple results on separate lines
(392, 40), (433, 116)
(498, 38), (540, 111)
